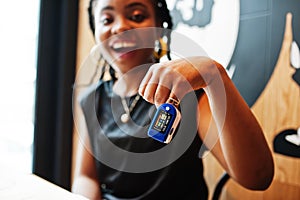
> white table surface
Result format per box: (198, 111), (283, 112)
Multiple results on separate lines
(0, 172), (88, 200)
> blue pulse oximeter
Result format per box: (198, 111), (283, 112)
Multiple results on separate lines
(148, 103), (181, 144)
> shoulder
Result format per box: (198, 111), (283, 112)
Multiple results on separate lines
(77, 81), (109, 108)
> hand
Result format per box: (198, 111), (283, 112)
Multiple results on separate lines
(138, 56), (222, 105)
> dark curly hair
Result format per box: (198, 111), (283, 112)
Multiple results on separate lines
(88, 0), (173, 60)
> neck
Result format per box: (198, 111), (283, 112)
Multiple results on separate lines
(113, 63), (151, 97)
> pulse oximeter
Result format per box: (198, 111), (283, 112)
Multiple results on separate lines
(148, 103), (181, 144)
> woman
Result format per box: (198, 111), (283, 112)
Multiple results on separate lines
(72, 0), (274, 199)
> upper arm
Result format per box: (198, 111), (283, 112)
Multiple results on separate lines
(72, 133), (102, 199)
(75, 135), (99, 179)
(72, 100), (100, 197)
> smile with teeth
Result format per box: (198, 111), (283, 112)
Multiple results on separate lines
(111, 41), (137, 51)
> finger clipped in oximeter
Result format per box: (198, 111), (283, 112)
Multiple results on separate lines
(148, 103), (181, 143)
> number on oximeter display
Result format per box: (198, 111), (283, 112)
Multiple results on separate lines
(152, 110), (172, 133)
(148, 103), (181, 144)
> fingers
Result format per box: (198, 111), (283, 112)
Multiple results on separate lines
(139, 75), (172, 105)
(139, 63), (176, 105)
(138, 68), (152, 98)
(140, 82), (183, 106)
(139, 63), (190, 106)
(166, 95), (180, 107)
(141, 82), (181, 106)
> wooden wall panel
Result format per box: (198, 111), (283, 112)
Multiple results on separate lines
(204, 13), (300, 200)
(72, 0), (95, 183)
(250, 12), (300, 199)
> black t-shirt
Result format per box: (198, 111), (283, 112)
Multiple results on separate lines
(79, 80), (208, 200)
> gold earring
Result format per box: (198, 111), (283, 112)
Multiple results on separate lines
(153, 38), (168, 60)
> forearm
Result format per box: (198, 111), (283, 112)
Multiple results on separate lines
(203, 64), (274, 190)
(72, 175), (102, 200)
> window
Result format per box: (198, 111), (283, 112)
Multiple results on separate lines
(0, 0), (40, 173)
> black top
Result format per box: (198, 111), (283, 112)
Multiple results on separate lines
(79, 80), (208, 200)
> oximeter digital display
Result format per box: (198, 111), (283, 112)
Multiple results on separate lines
(148, 103), (181, 144)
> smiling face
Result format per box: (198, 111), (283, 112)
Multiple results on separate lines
(93, 0), (161, 73)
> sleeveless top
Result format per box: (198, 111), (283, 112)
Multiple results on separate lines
(79, 80), (208, 200)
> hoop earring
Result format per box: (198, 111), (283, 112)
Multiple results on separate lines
(153, 38), (168, 61)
